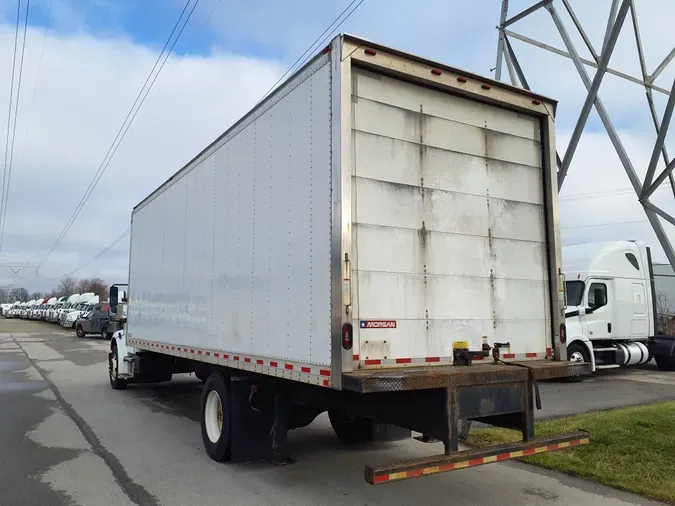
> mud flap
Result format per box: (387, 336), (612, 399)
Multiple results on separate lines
(228, 377), (273, 463)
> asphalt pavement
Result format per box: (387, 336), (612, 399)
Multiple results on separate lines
(0, 318), (672, 506)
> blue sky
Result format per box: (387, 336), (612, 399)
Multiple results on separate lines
(0, 0), (674, 288)
(8, 0), (670, 133)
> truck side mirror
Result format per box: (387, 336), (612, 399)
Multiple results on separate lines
(110, 286), (118, 307)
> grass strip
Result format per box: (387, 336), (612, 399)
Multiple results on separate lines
(466, 401), (675, 504)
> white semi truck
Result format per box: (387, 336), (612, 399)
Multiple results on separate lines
(107, 34), (591, 484)
(564, 240), (675, 372)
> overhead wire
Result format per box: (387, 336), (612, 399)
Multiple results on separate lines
(147, 0), (225, 101)
(0, 0), (31, 255)
(46, 228), (131, 280)
(44, 0), (366, 279)
(255, 0), (365, 106)
(560, 184), (670, 202)
(35, 0), (201, 272)
(18, 0), (54, 162)
(1, 1), (25, 256)
(561, 219), (648, 229)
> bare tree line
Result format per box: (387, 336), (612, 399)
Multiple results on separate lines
(27, 276), (109, 302)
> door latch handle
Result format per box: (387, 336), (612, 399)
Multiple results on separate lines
(607, 322), (612, 333)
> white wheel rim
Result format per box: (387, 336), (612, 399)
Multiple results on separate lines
(570, 351), (585, 363)
(205, 390), (223, 443)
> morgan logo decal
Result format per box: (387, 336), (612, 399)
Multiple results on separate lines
(360, 320), (397, 329)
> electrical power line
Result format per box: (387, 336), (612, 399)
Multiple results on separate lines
(561, 219), (649, 230)
(43, 0), (365, 279)
(560, 184), (671, 202)
(256, 0), (365, 106)
(46, 228), (130, 280)
(1, 1), (27, 256)
(145, 0), (224, 105)
(35, 0), (201, 271)
(18, 0), (54, 163)
(0, 0), (31, 255)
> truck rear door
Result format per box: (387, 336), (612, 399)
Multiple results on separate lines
(350, 68), (551, 366)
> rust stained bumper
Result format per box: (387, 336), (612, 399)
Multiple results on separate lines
(344, 360), (592, 393)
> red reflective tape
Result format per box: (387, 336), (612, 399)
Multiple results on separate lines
(223, 354), (229, 359)
(503, 353), (516, 359)
(256, 359), (264, 365)
(353, 354), (360, 361)
(496, 453), (511, 461)
(214, 353), (220, 358)
(301, 367), (311, 373)
(285, 364), (293, 370)
(234, 356), (240, 361)
(522, 448), (536, 456)
(439, 463), (455, 472)
(547, 444), (559, 451)
(407, 469), (423, 478)
(396, 358), (412, 364)
(323, 379), (330, 387)
(469, 458), (484, 466)
(244, 357), (251, 363)
(526, 352), (538, 358)
(365, 359), (381, 365)
(373, 475), (390, 484)
(425, 357), (440, 363)
(569, 439), (581, 447)
(546, 348), (553, 356)
(270, 361), (278, 367)
(320, 369), (330, 376)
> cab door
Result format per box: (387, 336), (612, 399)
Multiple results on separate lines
(90, 305), (102, 333)
(584, 280), (612, 339)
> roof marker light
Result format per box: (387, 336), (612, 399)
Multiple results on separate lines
(431, 69), (442, 76)
(364, 48), (376, 56)
(482, 84), (491, 90)
(457, 76), (467, 83)
(532, 99), (542, 105)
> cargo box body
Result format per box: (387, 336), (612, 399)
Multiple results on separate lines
(126, 35), (564, 390)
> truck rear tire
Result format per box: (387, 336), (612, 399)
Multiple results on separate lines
(109, 342), (127, 390)
(201, 373), (231, 462)
(328, 410), (374, 444)
(655, 355), (675, 371)
(76, 325), (85, 339)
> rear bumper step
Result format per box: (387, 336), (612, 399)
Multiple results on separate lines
(365, 430), (589, 485)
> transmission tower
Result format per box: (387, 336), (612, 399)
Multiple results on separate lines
(494, 0), (675, 270)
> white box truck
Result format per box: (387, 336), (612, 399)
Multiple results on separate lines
(108, 34), (591, 484)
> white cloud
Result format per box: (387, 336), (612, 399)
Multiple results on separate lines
(2, 0), (675, 292)
(0, 24), (283, 290)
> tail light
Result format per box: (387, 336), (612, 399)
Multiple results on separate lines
(342, 323), (353, 350)
(560, 323), (567, 344)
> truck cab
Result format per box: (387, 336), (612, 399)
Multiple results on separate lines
(563, 241), (659, 371)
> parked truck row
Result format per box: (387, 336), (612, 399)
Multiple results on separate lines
(2, 290), (126, 339)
